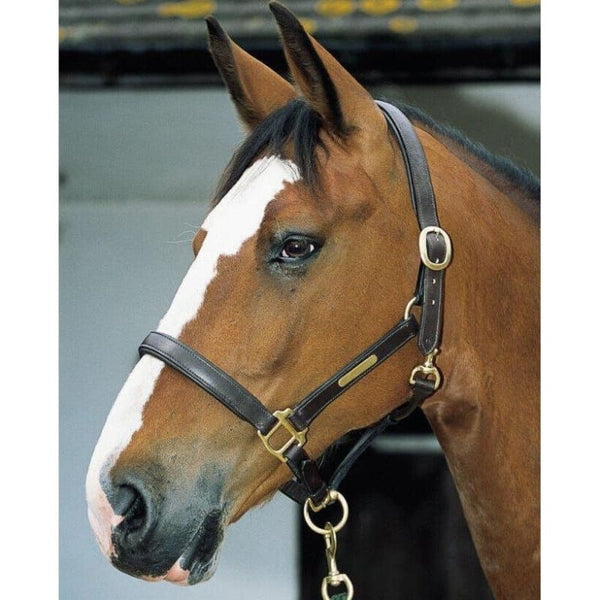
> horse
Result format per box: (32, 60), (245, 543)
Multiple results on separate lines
(86, 2), (540, 598)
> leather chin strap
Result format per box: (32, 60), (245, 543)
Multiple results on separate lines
(138, 101), (452, 507)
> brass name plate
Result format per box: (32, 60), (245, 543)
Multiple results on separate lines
(338, 354), (378, 388)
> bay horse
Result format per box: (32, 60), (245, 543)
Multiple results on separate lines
(86, 2), (540, 598)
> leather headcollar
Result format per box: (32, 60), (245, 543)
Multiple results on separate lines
(138, 101), (452, 506)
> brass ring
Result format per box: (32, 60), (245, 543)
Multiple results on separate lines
(303, 490), (349, 535)
(404, 295), (418, 321)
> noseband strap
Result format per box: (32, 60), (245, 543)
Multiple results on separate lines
(138, 331), (278, 435)
(138, 101), (451, 506)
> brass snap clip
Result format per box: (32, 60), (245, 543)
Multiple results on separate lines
(320, 523), (354, 600)
(409, 349), (442, 391)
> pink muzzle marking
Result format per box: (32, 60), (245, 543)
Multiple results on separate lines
(87, 487), (124, 558)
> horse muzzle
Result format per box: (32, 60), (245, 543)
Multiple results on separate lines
(87, 464), (226, 585)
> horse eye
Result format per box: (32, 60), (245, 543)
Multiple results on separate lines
(279, 238), (317, 261)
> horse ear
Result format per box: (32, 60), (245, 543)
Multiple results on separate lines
(206, 16), (296, 130)
(269, 2), (384, 137)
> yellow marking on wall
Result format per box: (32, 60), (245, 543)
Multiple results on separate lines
(316, 0), (355, 17)
(115, 0), (148, 5)
(417, 0), (459, 11)
(59, 27), (67, 44)
(299, 18), (318, 34)
(360, 0), (400, 16)
(388, 16), (419, 33)
(510, 0), (540, 7)
(158, 0), (216, 19)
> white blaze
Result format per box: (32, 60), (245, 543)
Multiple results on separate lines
(86, 156), (301, 551)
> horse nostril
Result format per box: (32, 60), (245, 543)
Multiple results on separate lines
(123, 491), (147, 532)
(107, 480), (158, 566)
(111, 485), (136, 516)
(113, 485), (148, 533)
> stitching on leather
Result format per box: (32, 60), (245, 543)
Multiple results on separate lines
(141, 345), (228, 406)
(141, 338), (265, 425)
(294, 318), (418, 427)
(303, 317), (416, 399)
(154, 333), (262, 403)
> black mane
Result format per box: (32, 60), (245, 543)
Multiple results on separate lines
(213, 98), (540, 205)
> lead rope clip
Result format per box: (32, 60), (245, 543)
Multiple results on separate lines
(303, 490), (354, 600)
(321, 522), (354, 600)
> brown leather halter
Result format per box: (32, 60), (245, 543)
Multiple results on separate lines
(138, 101), (452, 508)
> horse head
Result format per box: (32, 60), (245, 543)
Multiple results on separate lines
(86, 2), (433, 586)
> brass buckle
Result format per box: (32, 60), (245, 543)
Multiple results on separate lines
(257, 408), (307, 463)
(409, 349), (442, 391)
(419, 226), (452, 271)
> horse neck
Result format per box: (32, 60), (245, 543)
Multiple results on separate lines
(413, 127), (540, 598)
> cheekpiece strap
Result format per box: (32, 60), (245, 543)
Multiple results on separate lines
(376, 101), (452, 355)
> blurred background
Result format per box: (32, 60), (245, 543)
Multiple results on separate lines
(59, 1), (539, 599)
